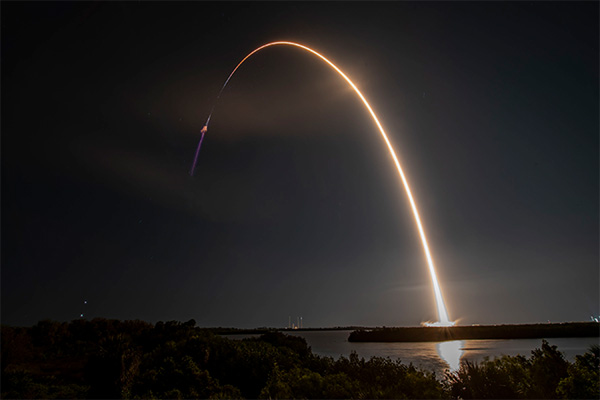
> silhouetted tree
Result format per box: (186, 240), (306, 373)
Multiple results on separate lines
(557, 344), (600, 399)
(529, 340), (569, 398)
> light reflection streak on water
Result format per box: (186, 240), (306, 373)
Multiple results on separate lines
(436, 340), (465, 372)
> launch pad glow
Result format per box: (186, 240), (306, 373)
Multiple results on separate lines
(193, 41), (455, 327)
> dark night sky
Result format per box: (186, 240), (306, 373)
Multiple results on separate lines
(2, 2), (598, 328)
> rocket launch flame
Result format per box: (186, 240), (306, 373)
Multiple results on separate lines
(192, 41), (454, 326)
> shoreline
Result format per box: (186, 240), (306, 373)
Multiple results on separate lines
(348, 322), (600, 342)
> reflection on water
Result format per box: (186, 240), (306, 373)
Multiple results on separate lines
(436, 340), (464, 372)
(225, 331), (597, 378)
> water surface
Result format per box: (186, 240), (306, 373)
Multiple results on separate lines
(224, 330), (599, 377)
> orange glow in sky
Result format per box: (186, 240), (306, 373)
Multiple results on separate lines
(214, 41), (454, 326)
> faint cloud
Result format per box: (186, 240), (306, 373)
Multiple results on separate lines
(72, 133), (285, 223)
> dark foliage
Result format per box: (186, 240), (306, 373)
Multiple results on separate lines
(1, 321), (598, 399)
(446, 340), (599, 399)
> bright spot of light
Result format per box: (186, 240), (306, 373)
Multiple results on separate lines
(437, 340), (464, 372)
(424, 320), (456, 327)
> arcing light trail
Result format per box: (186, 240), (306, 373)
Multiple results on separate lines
(191, 41), (455, 327)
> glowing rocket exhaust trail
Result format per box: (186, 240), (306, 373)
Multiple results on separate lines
(190, 125), (207, 176)
(191, 41), (454, 326)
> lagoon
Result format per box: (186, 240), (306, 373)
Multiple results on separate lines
(224, 330), (599, 377)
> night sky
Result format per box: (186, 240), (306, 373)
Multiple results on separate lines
(2, 2), (598, 328)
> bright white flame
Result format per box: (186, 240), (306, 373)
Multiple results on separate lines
(218, 41), (455, 325)
(425, 321), (456, 327)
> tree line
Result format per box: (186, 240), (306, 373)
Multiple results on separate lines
(1, 318), (598, 399)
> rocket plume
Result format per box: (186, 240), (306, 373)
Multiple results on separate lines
(189, 126), (207, 176)
(191, 41), (454, 326)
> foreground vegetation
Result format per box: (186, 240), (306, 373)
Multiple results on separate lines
(1, 319), (598, 399)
